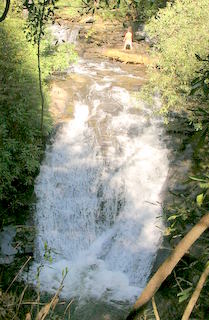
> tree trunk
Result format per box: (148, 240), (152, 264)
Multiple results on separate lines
(37, 41), (44, 139)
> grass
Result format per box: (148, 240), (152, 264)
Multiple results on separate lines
(0, 255), (72, 320)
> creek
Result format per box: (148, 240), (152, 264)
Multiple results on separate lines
(27, 24), (169, 319)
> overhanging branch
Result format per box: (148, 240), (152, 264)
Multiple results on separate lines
(0, 0), (10, 22)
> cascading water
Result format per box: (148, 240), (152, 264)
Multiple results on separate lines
(29, 57), (169, 318)
(50, 23), (80, 44)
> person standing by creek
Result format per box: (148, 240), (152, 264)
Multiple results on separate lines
(123, 26), (133, 50)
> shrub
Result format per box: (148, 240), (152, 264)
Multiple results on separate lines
(143, 0), (209, 116)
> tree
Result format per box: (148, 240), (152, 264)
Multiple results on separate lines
(23, 0), (58, 139)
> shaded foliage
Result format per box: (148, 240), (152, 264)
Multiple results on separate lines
(0, 19), (44, 224)
(0, 4), (77, 226)
(78, 0), (169, 22)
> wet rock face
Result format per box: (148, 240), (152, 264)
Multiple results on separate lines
(0, 223), (35, 265)
(0, 226), (17, 264)
(78, 23), (124, 49)
(164, 130), (194, 201)
(134, 24), (146, 41)
(134, 24), (153, 44)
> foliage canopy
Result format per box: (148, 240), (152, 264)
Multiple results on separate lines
(144, 0), (209, 117)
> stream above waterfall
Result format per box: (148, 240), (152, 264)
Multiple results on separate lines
(27, 25), (169, 319)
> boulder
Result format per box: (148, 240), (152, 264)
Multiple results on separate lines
(84, 16), (95, 24)
(134, 24), (152, 43)
(134, 31), (146, 41)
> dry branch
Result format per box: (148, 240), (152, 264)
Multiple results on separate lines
(35, 269), (67, 320)
(25, 313), (32, 320)
(182, 262), (209, 320)
(6, 256), (32, 293)
(126, 213), (209, 318)
(64, 299), (74, 316)
(152, 296), (160, 320)
(15, 285), (28, 318)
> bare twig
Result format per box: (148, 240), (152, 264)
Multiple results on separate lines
(6, 256), (32, 293)
(152, 296), (160, 320)
(8, 302), (66, 306)
(173, 270), (183, 292)
(64, 299), (74, 316)
(144, 201), (160, 206)
(14, 285), (28, 318)
(182, 262), (209, 320)
(35, 270), (68, 320)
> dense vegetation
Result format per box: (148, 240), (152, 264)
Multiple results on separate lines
(56, 0), (169, 22)
(0, 17), (43, 225)
(0, 4), (77, 226)
(144, 0), (209, 118)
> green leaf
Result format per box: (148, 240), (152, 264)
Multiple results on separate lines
(168, 215), (177, 221)
(167, 214), (182, 221)
(203, 82), (209, 97)
(189, 176), (206, 183)
(196, 107), (209, 115)
(196, 193), (204, 207)
(177, 287), (192, 303)
(191, 77), (201, 85)
(199, 182), (209, 189)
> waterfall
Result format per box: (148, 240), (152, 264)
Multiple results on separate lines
(29, 59), (169, 314)
(50, 24), (80, 44)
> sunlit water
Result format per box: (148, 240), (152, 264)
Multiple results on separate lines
(29, 58), (169, 319)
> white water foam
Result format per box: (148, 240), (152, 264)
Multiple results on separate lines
(50, 24), (80, 45)
(29, 63), (169, 306)
(68, 59), (128, 77)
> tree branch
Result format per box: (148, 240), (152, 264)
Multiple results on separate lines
(0, 0), (10, 22)
(182, 262), (209, 320)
